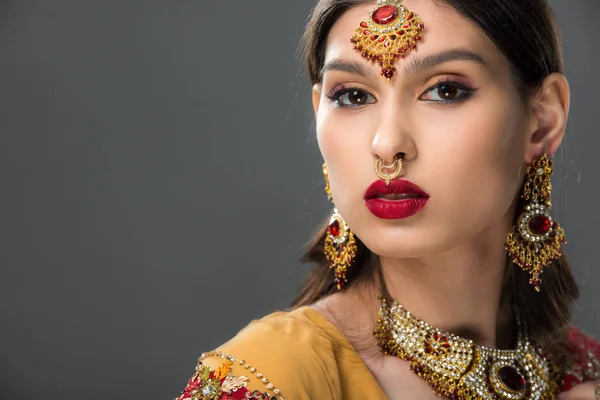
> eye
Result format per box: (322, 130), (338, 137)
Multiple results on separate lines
(419, 80), (475, 103)
(326, 87), (377, 108)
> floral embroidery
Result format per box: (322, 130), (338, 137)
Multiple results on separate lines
(176, 352), (284, 400)
(561, 327), (600, 391)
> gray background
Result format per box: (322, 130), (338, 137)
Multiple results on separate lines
(0, 1), (597, 399)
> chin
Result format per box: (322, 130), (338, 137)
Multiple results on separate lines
(359, 234), (443, 259)
(357, 218), (469, 258)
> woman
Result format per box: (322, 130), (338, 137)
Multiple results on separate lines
(176, 0), (599, 398)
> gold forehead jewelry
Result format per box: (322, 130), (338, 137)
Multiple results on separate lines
(375, 296), (561, 400)
(350, 0), (425, 83)
(374, 156), (402, 185)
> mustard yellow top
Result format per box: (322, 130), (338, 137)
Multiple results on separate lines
(175, 307), (600, 400)
(175, 306), (387, 399)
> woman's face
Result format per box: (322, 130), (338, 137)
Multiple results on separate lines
(313, 0), (532, 257)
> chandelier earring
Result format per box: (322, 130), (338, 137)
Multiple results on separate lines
(322, 164), (358, 290)
(505, 154), (566, 291)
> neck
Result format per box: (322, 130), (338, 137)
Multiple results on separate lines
(377, 229), (514, 349)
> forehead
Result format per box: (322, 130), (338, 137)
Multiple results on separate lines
(324, 0), (506, 72)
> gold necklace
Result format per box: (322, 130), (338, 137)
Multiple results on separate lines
(374, 296), (560, 399)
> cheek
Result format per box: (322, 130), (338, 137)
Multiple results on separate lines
(420, 94), (523, 163)
(317, 105), (367, 158)
(420, 94), (526, 227)
(316, 104), (376, 202)
(464, 98), (524, 194)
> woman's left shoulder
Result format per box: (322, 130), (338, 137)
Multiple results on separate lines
(562, 326), (600, 390)
(568, 326), (600, 353)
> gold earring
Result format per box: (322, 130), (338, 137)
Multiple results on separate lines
(374, 155), (403, 185)
(324, 209), (358, 290)
(322, 163), (333, 202)
(505, 154), (566, 291)
(322, 164), (357, 289)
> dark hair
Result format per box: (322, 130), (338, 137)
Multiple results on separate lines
(292, 0), (579, 367)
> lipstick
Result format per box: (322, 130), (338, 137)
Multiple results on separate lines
(364, 179), (429, 219)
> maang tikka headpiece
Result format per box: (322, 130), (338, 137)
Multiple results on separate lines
(350, 0), (425, 82)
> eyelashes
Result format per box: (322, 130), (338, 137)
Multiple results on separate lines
(325, 79), (477, 108)
(419, 79), (476, 103)
(325, 87), (377, 108)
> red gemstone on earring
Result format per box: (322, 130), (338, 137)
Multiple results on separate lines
(372, 5), (398, 25)
(360, 21), (368, 28)
(328, 220), (341, 237)
(529, 215), (551, 235)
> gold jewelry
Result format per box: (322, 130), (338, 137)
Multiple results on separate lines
(505, 154), (566, 291)
(322, 165), (357, 289)
(322, 163), (333, 202)
(374, 155), (402, 185)
(324, 209), (357, 290)
(350, 0), (425, 82)
(375, 296), (560, 399)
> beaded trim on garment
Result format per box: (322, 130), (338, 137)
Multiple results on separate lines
(375, 296), (561, 399)
(176, 351), (285, 400)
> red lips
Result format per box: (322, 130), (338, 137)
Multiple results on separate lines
(364, 179), (429, 219)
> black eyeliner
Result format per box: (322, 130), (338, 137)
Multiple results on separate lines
(419, 79), (477, 103)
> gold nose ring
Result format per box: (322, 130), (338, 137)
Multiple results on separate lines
(374, 156), (403, 185)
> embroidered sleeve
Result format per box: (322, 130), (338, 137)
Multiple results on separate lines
(561, 326), (600, 391)
(176, 351), (286, 400)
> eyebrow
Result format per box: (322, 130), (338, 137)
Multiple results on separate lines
(320, 59), (378, 81)
(320, 49), (488, 80)
(402, 48), (488, 77)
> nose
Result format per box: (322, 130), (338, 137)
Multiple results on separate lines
(370, 108), (417, 166)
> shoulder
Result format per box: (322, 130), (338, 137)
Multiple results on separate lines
(562, 326), (600, 390)
(568, 326), (600, 354)
(175, 307), (349, 400)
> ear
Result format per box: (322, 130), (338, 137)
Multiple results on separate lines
(524, 73), (570, 164)
(312, 83), (322, 118)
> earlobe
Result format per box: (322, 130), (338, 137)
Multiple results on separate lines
(525, 73), (570, 163)
(312, 83), (322, 118)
